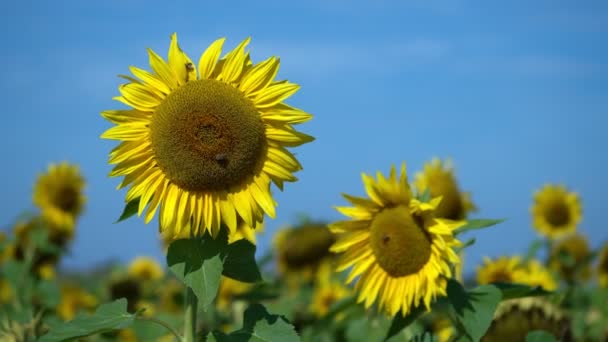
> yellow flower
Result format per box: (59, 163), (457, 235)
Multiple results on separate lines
(56, 285), (98, 321)
(0, 279), (13, 304)
(531, 184), (581, 239)
(117, 329), (138, 342)
(134, 300), (156, 317)
(228, 220), (263, 245)
(513, 259), (558, 291)
(159, 278), (184, 313)
(414, 158), (476, 220)
(432, 318), (455, 342)
(598, 242), (608, 288)
(128, 256), (164, 282)
(330, 163), (464, 317)
(37, 263), (56, 280)
(477, 256), (522, 284)
(482, 298), (569, 342)
(101, 33), (313, 239)
(274, 222), (335, 286)
(216, 276), (253, 311)
(33, 162), (85, 230)
(550, 233), (591, 282)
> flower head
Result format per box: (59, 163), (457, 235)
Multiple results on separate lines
(531, 184), (581, 239)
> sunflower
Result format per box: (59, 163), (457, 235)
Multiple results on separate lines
(413, 158), (476, 220)
(513, 259), (558, 291)
(531, 184), (582, 239)
(598, 242), (608, 288)
(56, 285), (98, 321)
(228, 220), (263, 245)
(330, 163), (464, 317)
(477, 256), (522, 285)
(274, 222), (335, 285)
(159, 278), (184, 313)
(128, 256), (164, 282)
(550, 233), (591, 282)
(431, 317), (455, 342)
(216, 276), (253, 311)
(33, 162), (85, 230)
(101, 33), (313, 239)
(482, 298), (570, 342)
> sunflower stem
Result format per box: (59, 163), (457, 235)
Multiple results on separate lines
(183, 287), (198, 342)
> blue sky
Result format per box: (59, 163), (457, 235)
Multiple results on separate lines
(1, 0), (606, 277)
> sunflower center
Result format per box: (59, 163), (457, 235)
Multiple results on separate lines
(150, 79), (266, 191)
(490, 271), (513, 283)
(369, 205), (432, 277)
(544, 201), (570, 227)
(54, 186), (79, 213)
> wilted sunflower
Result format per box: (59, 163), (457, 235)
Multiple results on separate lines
(274, 222), (335, 284)
(33, 162), (85, 229)
(414, 158), (475, 220)
(482, 298), (570, 342)
(57, 285), (98, 321)
(477, 256), (522, 285)
(550, 233), (591, 282)
(598, 242), (608, 288)
(330, 163), (464, 316)
(531, 184), (581, 239)
(101, 33), (313, 239)
(128, 256), (164, 282)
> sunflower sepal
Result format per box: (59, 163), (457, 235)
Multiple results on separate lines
(38, 299), (137, 342)
(206, 303), (299, 342)
(454, 218), (505, 236)
(446, 279), (502, 342)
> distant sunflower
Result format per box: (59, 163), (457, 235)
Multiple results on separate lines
(477, 256), (522, 285)
(56, 285), (98, 321)
(531, 184), (581, 239)
(482, 298), (570, 342)
(330, 163), (464, 316)
(274, 222), (335, 285)
(513, 259), (558, 291)
(101, 33), (313, 239)
(216, 276), (253, 311)
(598, 243), (608, 288)
(550, 234), (591, 282)
(128, 256), (164, 282)
(159, 278), (184, 313)
(33, 162), (85, 229)
(414, 158), (476, 220)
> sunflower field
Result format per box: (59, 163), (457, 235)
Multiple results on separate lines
(1, 11), (607, 342)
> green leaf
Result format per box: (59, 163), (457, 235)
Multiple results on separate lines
(385, 305), (426, 341)
(38, 299), (136, 342)
(347, 316), (392, 342)
(166, 232), (225, 311)
(223, 239), (262, 283)
(35, 280), (61, 308)
(454, 238), (476, 253)
(209, 303), (299, 342)
(115, 197), (140, 223)
(492, 282), (552, 300)
(447, 280), (502, 342)
(455, 219), (505, 235)
(526, 330), (558, 342)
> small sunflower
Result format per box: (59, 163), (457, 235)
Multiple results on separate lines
(513, 259), (558, 291)
(274, 222), (335, 285)
(101, 33), (313, 239)
(414, 158), (476, 220)
(56, 285), (98, 321)
(33, 162), (85, 229)
(482, 297), (570, 342)
(477, 256), (521, 285)
(598, 242), (608, 288)
(550, 233), (591, 282)
(159, 278), (184, 313)
(309, 261), (351, 318)
(330, 163), (464, 317)
(531, 184), (582, 239)
(128, 256), (164, 282)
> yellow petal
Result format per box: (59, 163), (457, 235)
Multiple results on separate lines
(254, 82), (300, 108)
(147, 48), (178, 90)
(239, 56), (279, 96)
(198, 37), (225, 79)
(218, 37), (251, 83)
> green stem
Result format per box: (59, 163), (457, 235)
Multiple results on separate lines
(184, 287), (198, 342)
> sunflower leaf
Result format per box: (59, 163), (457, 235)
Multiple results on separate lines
(455, 219), (505, 235)
(222, 239), (262, 283)
(447, 280), (502, 342)
(115, 197), (140, 223)
(492, 282), (552, 300)
(384, 305), (426, 341)
(525, 330), (558, 342)
(208, 303), (299, 342)
(166, 232), (226, 311)
(38, 299), (135, 342)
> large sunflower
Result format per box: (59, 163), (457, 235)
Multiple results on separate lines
(329, 163), (464, 317)
(413, 158), (476, 220)
(531, 184), (581, 239)
(33, 162), (85, 229)
(101, 34), (313, 239)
